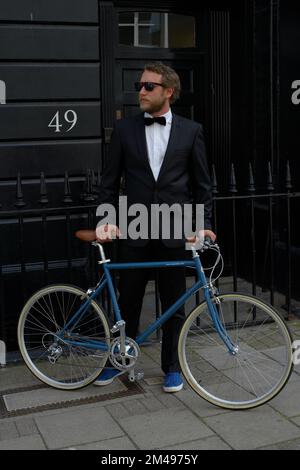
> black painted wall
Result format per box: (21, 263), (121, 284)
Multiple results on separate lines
(0, 1), (102, 350)
(280, 2), (300, 183)
(0, 0), (102, 183)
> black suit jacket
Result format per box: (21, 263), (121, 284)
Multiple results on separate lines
(97, 112), (213, 247)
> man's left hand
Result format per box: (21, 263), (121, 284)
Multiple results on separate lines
(186, 229), (217, 244)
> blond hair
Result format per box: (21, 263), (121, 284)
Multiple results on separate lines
(143, 62), (181, 104)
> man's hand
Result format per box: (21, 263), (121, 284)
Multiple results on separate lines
(200, 229), (217, 243)
(186, 229), (217, 244)
(96, 224), (121, 242)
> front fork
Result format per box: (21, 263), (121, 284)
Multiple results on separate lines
(207, 287), (238, 355)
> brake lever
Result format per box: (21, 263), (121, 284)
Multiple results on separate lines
(200, 237), (218, 252)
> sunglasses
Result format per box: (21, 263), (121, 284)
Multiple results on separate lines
(134, 82), (165, 92)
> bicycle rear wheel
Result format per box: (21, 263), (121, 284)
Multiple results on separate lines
(178, 293), (293, 409)
(18, 284), (110, 390)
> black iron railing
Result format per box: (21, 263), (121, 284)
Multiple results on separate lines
(0, 162), (299, 353)
(212, 161), (299, 316)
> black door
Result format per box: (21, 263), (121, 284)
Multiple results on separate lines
(99, 2), (233, 187)
(101, 5), (209, 128)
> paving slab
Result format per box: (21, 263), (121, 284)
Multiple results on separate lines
(0, 435), (46, 450)
(74, 436), (137, 450)
(159, 436), (231, 450)
(143, 376), (164, 386)
(204, 406), (300, 450)
(35, 406), (124, 449)
(15, 417), (39, 436)
(0, 421), (19, 441)
(269, 378), (300, 417)
(175, 388), (230, 418)
(139, 395), (165, 412)
(105, 402), (131, 420)
(147, 385), (185, 410)
(0, 314), (299, 452)
(259, 437), (300, 450)
(0, 365), (40, 391)
(291, 416), (300, 427)
(118, 408), (214, 449)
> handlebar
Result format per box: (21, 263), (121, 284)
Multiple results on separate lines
(75, 230), (218, 263)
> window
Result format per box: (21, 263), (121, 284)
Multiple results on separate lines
(118, 12), (195, 48)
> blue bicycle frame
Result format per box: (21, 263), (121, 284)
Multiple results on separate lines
(61, 252), (236, 354)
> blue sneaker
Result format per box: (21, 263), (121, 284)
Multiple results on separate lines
(93, 368), (122, 386)
(163, 372), (183, 393)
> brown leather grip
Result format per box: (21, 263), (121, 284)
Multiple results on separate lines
(75, 230), (97, 242)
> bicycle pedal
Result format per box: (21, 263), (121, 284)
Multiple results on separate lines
(128, 369), (144, 382)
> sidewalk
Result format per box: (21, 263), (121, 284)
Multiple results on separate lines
(1, 316), (300, 451)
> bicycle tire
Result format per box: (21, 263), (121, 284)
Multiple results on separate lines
(178, 292), (293, 409)
(18, 284), (111, 390)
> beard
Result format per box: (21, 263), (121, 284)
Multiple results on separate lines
(139, 96), (167, 114)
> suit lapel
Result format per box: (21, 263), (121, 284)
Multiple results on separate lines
(135, 113), (156, 182)
(157, 113), (180, 183)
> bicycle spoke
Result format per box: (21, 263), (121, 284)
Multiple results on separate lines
(180, 294), (293, 409)
(18, 285), (110, 390)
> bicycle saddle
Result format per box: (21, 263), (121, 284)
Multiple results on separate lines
(75, 229), (97, 242)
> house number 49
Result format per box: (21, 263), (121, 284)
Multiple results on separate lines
(48, 110), (78, 132)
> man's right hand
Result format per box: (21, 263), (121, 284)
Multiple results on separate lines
(96, 224), (121, 242)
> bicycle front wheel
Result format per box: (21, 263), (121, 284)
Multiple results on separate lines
(18, 284), (111, 390)
(178, 293), (293, 409)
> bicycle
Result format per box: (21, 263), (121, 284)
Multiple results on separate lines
(17, 230), (294, 410)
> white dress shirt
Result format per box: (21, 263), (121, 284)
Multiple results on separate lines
(144, 109), (172, 181)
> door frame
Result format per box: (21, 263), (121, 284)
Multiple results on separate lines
(99, 1), (210, 147)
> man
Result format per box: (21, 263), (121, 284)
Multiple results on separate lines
(95, 62), (216, 392)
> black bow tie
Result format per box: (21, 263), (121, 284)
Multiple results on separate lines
(144, 116), (166, 126)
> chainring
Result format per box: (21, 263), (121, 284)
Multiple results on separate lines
(109, 337), (140, 370)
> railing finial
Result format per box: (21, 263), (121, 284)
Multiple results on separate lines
(285, 161), (292, 191)
(267, 161), (274, 191)
(63, 171), (72, 203)
(247, 162), (255, 193)
(39, 172), (48, 204)
(212, 164), (218, 195)
(229, 163), (237, 193)
(15, 172), (26, 207)
(83, 168), (96, 202)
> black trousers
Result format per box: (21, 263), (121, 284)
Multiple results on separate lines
(117, 240), (187, 374)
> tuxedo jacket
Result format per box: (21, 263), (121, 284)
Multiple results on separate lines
(98, 112), (213, 247)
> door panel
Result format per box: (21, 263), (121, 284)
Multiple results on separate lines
(112, 7), (207, 124)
